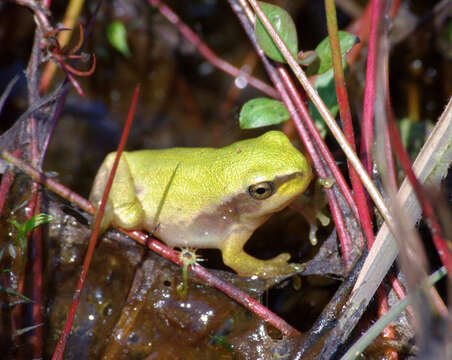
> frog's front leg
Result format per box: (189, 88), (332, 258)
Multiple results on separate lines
(220, 233), (304, 278)
(89, 153), (145, 232)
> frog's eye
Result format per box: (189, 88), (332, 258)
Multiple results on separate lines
(248, 181), (275, 200)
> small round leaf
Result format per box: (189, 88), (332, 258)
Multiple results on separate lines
(239, 98), (290, 129)
(307, 31), (358, 75)
(255, 2), (298, 63)
(107, 21), (131, 57)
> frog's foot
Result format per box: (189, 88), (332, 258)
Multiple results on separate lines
(222, 248), (304, 279)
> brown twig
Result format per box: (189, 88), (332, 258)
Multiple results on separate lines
(39, 0), (86, 93)
(40, 24), (96, 96)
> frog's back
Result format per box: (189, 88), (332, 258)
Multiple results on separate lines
(123, 147), (226, 231)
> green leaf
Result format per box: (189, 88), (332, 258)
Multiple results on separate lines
(239, 98), (290, 129)
(22, 213), (53, 235)
(307, 31), (358, 75)
(0, 286), (33, 302)
(107, 21), (131, 57)
(308, 68), (339, 138)
(209, 335), (234, 353)
(8, 214), (53, 249)
(255, 2), (298, 63)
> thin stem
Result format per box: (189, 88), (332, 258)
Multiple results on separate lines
(247, 0), (395, 237)
(360, 0), (382, 175)
(277, 68), (354, 265)
(387, 110), (452, 282)
(52, 86), (140, 360)
(324, 0), (374, 248)
(30, 192), (44, 359)
(147, 0), (278, 99)
(230, 0), (357, 265)
(39, 0), (86, 93)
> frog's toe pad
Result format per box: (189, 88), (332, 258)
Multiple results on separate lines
(288, 262), (306, 273)
(272, 252), (291, 263)
(258, 255), (305, 278)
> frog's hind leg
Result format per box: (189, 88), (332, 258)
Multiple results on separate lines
(220, 233), (304, 278)
(90, 153), (145, 232)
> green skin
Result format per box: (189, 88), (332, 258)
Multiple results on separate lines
(90, 131), (312, 278)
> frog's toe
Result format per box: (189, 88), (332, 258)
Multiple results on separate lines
(288, 262), (306, 273)
(272, 252), (291, 263)
(257, 255), (305, 278)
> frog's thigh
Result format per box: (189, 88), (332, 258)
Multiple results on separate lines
(107, 155), (144, 229)
(220, 234), (304, 278)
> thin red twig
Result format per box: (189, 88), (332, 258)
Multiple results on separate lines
(277, 68), (355, 266)
(147, 0), (279, 99)
(39, 24), (96, 96)
(126, 230), (300, 336)
(387, 109), (452, 283)
(52, 85), (141, 360)
(324, 0), (372, 249)
(30, 192), (44, 359)
(327, 1), (400, 350)
(230, 0), (359, 265)
(346, 2), (372, 66)
(278, 69), (359, 221)
(0, 150), (20, 216)
(360, 0), (382, 175)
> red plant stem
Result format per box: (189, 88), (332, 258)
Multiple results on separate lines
(376, 286), (398, 360)
(383, 93), (447, 316)
(347, 0), (402, 66)
(360, 0), (382, 175)
(52, 85), (140, 360)
(15, 0), (51, 33)
(324, 0), (373, 249)
(230, 0), (357, 265)
(27, 109), (45, 357)
(278, 69), (359, 221)
(30, 192), (44, 359)
(147, 0), (279, 99)
(346, 2), (372, 66)
(1, 151), (300, 337)
(126, 230), (300, 336)
(0, 150), (20, 216)
(1, 152), (93, 213)
(387, 110), (452, 283)
(326, 0), (401, 348)
(276, 69), (354, 265)
(221, 51), (259, 115)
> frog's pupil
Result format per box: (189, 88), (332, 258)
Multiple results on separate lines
(256, 187), (266, 194)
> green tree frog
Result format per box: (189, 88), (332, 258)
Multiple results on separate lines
(90, 131), (312, 278)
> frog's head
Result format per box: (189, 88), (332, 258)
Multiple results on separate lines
(223, 131), (312, 224)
